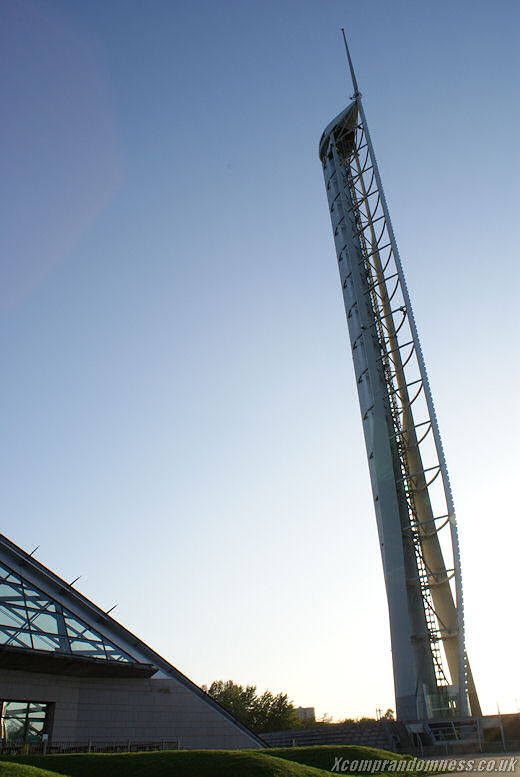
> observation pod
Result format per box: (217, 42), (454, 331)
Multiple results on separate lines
(319, 35), (480, 722)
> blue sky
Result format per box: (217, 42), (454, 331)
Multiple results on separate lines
(1, 0), (519, 719)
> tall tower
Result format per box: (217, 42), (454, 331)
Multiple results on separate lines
(319, 32), (480, 721)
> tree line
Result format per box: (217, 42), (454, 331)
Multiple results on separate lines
(202, 680), (395, 734)
(201, 680), (302, 734)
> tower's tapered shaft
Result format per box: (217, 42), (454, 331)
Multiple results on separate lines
(319, 36), (479, 720)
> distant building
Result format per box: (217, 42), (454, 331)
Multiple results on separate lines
(0, 534), (263, 751)
(294, 707), (315, 724)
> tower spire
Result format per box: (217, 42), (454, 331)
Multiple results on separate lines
(340, 27), (360, 99)
(319, 35), (479, 720)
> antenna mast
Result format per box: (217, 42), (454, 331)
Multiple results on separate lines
(340, 27), (360, 98)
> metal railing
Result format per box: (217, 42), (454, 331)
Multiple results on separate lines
(0, 738), (180, 755)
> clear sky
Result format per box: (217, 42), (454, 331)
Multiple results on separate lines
(1, 0), (519, 720)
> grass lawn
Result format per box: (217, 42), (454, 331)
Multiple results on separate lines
(0, 750), (331, 777)
(0, 763), (62, 777)
(0, 744), (424, 777)
(266, 745), (416, 771)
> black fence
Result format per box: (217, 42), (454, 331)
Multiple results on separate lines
(0, 739), (180, 756)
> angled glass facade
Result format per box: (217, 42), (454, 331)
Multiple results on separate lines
(0, 561), (134, 663)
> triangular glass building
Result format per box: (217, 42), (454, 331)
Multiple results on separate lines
(0, 534), (262, 750)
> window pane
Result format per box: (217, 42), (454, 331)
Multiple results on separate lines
(32, 632), (61, 651)
(4, 702), (28, 716)
(28, 703), (47, 716)
(105, 648), (131, 662)
(0, 606), (27, 628)
(0, 564), (19, 584)
(4, 717), (25, 744)
(0, 582), (21, 598)
(2, 629), (33, 648)
(22, 583), (51, 602)
(70, 639), (105, 655)
(29, 612), (59, 634)
(27, 720), (44, 740)
(64, 616), (102, 642)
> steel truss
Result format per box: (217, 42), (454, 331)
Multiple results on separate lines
(319, 36), (479, 721)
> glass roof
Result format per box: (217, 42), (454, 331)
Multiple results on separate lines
(0, 561), (135, 663)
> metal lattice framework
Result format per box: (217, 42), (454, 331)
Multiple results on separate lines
(0, 560), (133, 663)
(318, 33), (479, 720)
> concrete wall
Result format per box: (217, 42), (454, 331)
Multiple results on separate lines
(0, 669), (260, 750)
